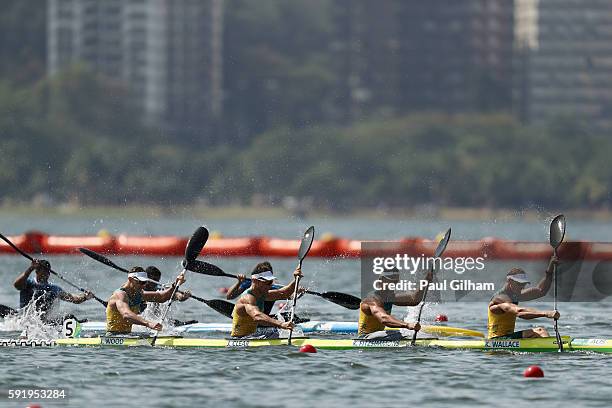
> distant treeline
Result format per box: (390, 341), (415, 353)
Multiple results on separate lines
(0, 68), (609, 210)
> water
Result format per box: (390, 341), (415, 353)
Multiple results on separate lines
(0, 215), (611, 408)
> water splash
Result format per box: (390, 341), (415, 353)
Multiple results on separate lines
(1, 305), (61, 340)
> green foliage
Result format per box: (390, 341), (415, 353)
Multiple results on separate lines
(0, 67), (610, 209)
(0, 1), (609, 211)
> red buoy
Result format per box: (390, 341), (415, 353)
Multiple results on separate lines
(523, 365), (544, 378)
(435, 314), (448, 322)
(299, 344), (317, 353)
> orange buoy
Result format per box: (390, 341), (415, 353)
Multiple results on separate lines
(523, 365), (544, 377)
(299, 344), (317, 353)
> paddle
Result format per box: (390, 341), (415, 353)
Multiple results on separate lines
(411, 228), (452, 346)
(79, 246), (229, 318)
(152, 226), (208, 346)
(549, 214), (566, 352)
(186, 259), (361, 310)
(0, 232), (108, 307)
(303, 290), (361, 310)
(79, 248), (129, 273)
(288, 226), (315, 345)
(190, 296), (234, 319)
(0, 304), (17, 318)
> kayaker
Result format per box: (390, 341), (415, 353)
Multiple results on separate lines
(226, 262), (279, 315)
(105, 267), (186, 335)
(358, 268), (430, 339)
(230, 264), (302, 338)
(487, 256), (560, 339)
(13, 259), (94, 322)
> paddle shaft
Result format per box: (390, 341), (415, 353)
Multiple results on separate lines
(209, 268), (360, 309)
(0, 234), (107, 307)
(287, 261), (303, 345)
(552, 248), (563, 352)
(411, 266), (433, 345)
(151, 271), (184, 346)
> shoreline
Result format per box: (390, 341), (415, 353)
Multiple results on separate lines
(1, 204), (611, 221)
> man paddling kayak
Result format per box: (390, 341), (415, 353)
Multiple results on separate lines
(487, 257), (560, 339)
(230, 265), (302, 338)
(226, 262), (309, 323)
(105, 267), (186, 335)
(226, 262), (280, 315)
(358, 268), (428, 339)
(14, 259), (94, 322)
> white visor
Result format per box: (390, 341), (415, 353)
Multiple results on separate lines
(128, 271), (159, 284)
(252, 270), (276, 282)
(508, 273), (530, 284)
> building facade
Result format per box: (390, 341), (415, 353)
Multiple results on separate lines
(330, 0), (514, 122)
(515, 0), (612, 129)
(47, 0), (223, 142)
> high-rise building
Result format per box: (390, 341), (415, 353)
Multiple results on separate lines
(331, 0), (514, 122)
(47, 0), (223, 142)
(515, 0), (612, 129)
(397, 0), (514, 114)
(330, 0), (400, 123)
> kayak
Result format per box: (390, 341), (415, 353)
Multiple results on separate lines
(73, 321), (359, 334)
(72, 321), (483, 337)
(3, 336), (612, 353)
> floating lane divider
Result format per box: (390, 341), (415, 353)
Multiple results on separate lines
(0, 231), (608, 259)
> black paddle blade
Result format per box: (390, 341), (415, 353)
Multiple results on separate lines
(79, 248), (129, 273)
(320, 291), (361, 310)
(205, 299), (234, 319)
(434, 228), (452, 258)
(550, 214), (566, 249)
(298, 226), (315, 261)
(0, 304), (17, 318)
(184, 226), (209, 263)
(185, 259), (234, 278)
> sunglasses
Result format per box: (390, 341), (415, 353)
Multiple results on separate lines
(256, 279), (274, 285)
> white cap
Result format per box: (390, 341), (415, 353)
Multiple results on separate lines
(128, 271), (159, 283)
(252, 270), (276, 282)
(508, 273), (530, 284)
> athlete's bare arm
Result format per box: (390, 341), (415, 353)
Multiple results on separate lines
(361, 299), (420, 330)
(236, 296), (293, 330)
(111, 291), (161, 330)
(489, 301), (559, 320)
(519, 256), (559, 301)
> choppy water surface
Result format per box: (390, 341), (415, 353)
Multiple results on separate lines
(0, 216), (611, 408)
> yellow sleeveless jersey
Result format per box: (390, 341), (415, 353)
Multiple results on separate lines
(358, 301), (393, 336)
(231, 289), (265, 337)
(487, 306), (516, 338)
(106, 289), (143, 333)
